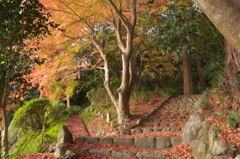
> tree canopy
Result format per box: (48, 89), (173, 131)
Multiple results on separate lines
(0, 0), (57, 156)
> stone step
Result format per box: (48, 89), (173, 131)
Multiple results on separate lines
(75, 136), (182, 151)
(153, 112), (191, 116)
(78, 148), (170, 159)
(139, 127), (183, 133)
(142, 122), (186, 127)
(149, 114), (190, 118)
(154, 110), (192, 113)
(146, 118), (188, 122)
(127, 95), (200, 137)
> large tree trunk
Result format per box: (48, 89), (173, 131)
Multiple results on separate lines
(116, 53), (134, 124)
(183, 52), (193, 95)
(224, 38), (240, 96)
(195, 53), (206, 92)
(192, 0), (240, 52)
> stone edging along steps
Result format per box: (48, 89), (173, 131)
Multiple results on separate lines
(74, 135), (181, 158)
(56, 95), (202, 159)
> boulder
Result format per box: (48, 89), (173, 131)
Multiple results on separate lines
(55, 145), (68, 158)
(182, 113), (233, 159)
(55, 125), (75, 158)
(192, 140), (208, 159)
(182, 114), (204, 146)
(57, 125), (73, 145)
(212, 140), (228, 156)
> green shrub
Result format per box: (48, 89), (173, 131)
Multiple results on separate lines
(11, 98), (65, 131)
(9, 99), (67, 158)
(81, 106), (93, 122)
(86, 88), (111, 106)
(9, 130), (42, 156)
(67, 106), (82, 116)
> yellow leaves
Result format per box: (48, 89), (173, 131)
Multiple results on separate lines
(90, 50), (100, 56)
(160, 5), (168, 12)
(133, 37), (142, 44)
(175, 0), (193, 8)
(142, 50), (177, 78)
(149, 5), (168, 15)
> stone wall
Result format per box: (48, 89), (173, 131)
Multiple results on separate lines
(182, 113), (239, 159)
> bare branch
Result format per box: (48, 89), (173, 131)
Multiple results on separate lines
(107, 0), (129, 29)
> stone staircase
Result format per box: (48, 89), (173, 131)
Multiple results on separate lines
(63, 95), (202, 159)
(137, 95), (201, 133)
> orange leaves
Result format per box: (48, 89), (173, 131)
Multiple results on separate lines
(167, 143), (193, 159)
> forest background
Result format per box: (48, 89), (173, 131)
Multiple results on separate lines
(0, 0), (240, 158)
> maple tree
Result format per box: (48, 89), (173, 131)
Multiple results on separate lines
(0, 0), (57, 156)
(35, 0), (168, 124)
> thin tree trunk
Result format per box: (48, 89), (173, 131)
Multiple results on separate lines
(183, 52), (193, 95)
(224, 38), (240, 96)
(195, 53), (206, 92)
(67, 99), (70, 108)
(1, 106), (8, 157)
(1, 85), (9, 157)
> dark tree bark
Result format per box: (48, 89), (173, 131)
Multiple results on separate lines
(195, 54), (206, 92)
(224, 38), (240, 97)
(183, 52), (193, 95)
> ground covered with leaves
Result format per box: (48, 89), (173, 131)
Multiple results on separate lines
(18, 93), (194, 159)
(18, 89), (240, 159)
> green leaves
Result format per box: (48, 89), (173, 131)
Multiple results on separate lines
(226, 111), (240, 128)
(0, 0), (57, 103)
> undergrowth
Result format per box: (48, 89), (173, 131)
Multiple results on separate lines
(81, 86), (168, 136)
(8, 98), (82, 158)
(197, 88), (240, 154)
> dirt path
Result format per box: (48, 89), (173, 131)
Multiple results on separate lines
(67, 113), (90, 138)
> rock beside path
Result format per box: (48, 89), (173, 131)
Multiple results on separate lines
(55, 125), (77, 159)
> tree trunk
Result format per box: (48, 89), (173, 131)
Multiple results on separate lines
(224, 38), (240, 96)
(0, 86), (9, 157)
(67, 99), (70, 108)
(1, 106), (8, 157)
(116, 53), (134, 124)
(183, 52), (193, 95)
(195, 53), (206, 92)
(192, 0), (240, 52)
